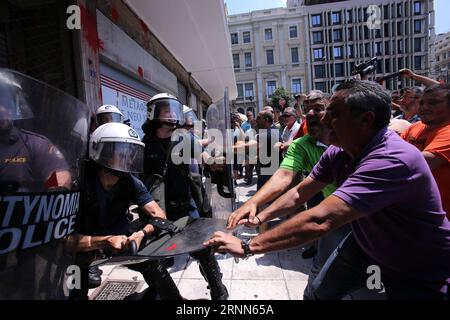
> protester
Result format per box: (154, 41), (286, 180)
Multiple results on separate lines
(402, 83), (450, 217)
(206, 79), (450, 300)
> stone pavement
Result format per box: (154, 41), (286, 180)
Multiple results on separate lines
(89, 177), (313, 300)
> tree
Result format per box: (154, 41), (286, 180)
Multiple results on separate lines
(270, 87), (292, 110)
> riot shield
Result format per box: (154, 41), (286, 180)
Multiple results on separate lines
(0, 69), (90, 299)
(205, 88), (237, 219)
(90, 216), (237, 266)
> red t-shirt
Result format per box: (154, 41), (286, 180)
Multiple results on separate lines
(402, 122), (450, 218)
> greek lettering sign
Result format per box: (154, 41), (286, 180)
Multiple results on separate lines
(100, 75), (152, 139)
(0, 191), (80, 255)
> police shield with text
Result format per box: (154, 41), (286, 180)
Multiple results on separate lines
(0, 69), (90, 299)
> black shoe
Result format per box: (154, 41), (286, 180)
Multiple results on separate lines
(211, 284), (229, 300)
(88, 266), (102, 289)
(301, 246), (318, 259)
(91, 265), (103, 276)
(162, 257), (174, 268)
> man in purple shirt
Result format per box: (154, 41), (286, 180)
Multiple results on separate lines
(205, 79), (450, 299)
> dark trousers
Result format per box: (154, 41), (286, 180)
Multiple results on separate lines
(309, 233), (448, 300)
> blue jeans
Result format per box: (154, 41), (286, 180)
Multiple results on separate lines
(309, 233), (448, 300)
(303, 225), (351, 299)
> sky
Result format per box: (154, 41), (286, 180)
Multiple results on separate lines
(225, 0), (450, 34)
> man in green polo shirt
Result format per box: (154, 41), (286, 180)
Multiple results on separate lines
(228, 95), (350, 299)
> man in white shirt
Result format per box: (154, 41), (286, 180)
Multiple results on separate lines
(277, 107), (300, 154)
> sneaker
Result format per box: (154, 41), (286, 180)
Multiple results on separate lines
(301, 246), (318, 259)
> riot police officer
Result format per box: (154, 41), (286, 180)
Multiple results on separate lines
(69, 123), (184, 300)
(95, 104), (125, 126)
(0, 69), (90, 299)
(141, 93), (228, 300)
(0, 85), (71, 192)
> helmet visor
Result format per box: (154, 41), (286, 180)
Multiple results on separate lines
(184, 110), (199, 127)
(0, 73), (33, 121)
(93, 141), (144, 173)
(96, 112), (123, 126)
(149, 99), (184, 126)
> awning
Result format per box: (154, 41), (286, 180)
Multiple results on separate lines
(124, 0), (237, 102)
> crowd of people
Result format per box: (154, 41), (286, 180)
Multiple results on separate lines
(205, 68), (450, 300)
(2, 66), (448, 300)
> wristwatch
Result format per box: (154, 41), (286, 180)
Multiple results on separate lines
(241, 238), (254, 259)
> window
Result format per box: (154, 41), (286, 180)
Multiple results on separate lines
(398, 39), (403, 53)
(385, 59), (391, 73)
(313, 48), (324, 61)
(315, 82), (326, 92)
(332, 12), (341, 25)
(231, 33), (238, 45)
(384, 5), (389, 19)
(291, 47), (299, 63)
(291, 79), (302, 94)
(333, 29), (342, 42)
(265, 28), (273, 41)
(266, 81), (276, 98)
(347, 27), (353, 41)
(375, 28), (381, 39)
(364, 26), (369, 39)
(414, 38), (422, 52)
(266, 50), (274, 65)
(397, 22), (402, 36)
(333, 46), (343, 59)
(312, 14), (322, 27)
(233, 54), (240, 69)
(376, 61), (382, 73)
(347, 45), (354, 58)
(397, 3), (402, 17)
(335, 63), (344, 77)
(375, 42), (382, 56)
(414, 20), (422, 34)
(346, 10), (353, 23)
(384, 23), (389, 37)
(314, 65), (325, 78)
(289, 26), (298, 38)
(414, 56), (422, 70)
(385, 41), (390, 54)
(245, 52), (252, 70)
(398, 57), (404, 69)
(244, 83), (254, 98)
(414, 1), (421, 15)
(237, 84), (244, 98)
(364, 43), (371, 57)
(313, 31), (323, 44)
(243, 31), (251, 43)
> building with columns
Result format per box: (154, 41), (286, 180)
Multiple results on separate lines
(228, 0), (435, 112)
(228, 6), (310, 113)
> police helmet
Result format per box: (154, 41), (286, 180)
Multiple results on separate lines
(89, 123), (145, 173)
(147, 93), (184, 127)
(183, 105), (199, 127)
(0, 71), (33, 122)
(95, 104), (124, 126)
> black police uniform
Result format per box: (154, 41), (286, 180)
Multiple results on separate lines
(142, 131), (229, 300)
(0, 127), (69, 192)
(69, 161), (182, 300)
